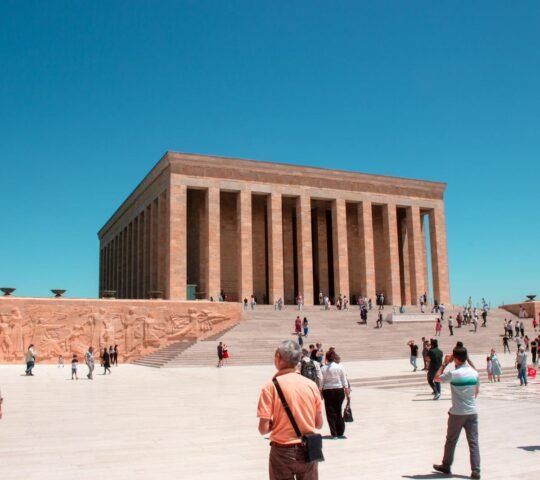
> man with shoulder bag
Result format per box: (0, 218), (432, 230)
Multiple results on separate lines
(257, 340), (324, 479)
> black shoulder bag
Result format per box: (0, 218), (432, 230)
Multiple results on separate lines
(272, 378), (324, 463)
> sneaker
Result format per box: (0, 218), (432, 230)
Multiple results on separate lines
(434, 393), (441, 400)
(471, 471), (481, 479)
(433, 464), (451, 474)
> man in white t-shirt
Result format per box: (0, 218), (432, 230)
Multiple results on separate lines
(433, 346), (480, 479)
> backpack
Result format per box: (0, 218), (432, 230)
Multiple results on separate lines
(301, 360), (320, 388)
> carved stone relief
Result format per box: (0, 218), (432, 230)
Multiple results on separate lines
(0, 299), (241, 363)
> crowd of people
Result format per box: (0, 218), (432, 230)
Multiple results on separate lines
(22, 344), (120, 379)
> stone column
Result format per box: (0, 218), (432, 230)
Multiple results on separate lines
(136, 214), (142, 298)
(167, 182), (187, 300)
(267, 193), (284, 303)
(111, 238), (116, 294)
(158, 191), (168, 296)
(143, 205), (152, 298)
(151, 198), (159, 292)
(119, 229), (125, 298)
(316, 208), (329, 298)
(127, 222), (133, 298)
(331, 198), (350, 300)
(207, 187), (221, 300)
(296, 195), (314, 306)
(429, 205), (450, 305)
(238, 189), (253, 302)
(406, 206), (425, 305)
(400, 216), (411, 306)
(357, 201), (376, 300)
(420, 212), (429, 301)
(382, 203), (401, 306)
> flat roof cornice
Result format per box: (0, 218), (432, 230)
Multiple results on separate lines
(167, 151), (446, 195)
(98, 151), (446, 239)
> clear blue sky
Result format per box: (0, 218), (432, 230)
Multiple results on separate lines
(1, 1), (538, 305)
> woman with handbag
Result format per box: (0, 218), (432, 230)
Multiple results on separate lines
(321, 350), (350, 439)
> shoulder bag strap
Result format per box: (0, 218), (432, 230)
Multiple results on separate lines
(272, 377), (302, 438)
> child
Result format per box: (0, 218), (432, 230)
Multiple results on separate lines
(486, 355), (493, 382)
(58, 355), (64, 368)
(71, 354), (78, 380)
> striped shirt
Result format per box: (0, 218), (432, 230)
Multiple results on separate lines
(440, 364), (479, 415)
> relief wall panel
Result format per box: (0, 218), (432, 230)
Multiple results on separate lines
(0, 298), (241, 364)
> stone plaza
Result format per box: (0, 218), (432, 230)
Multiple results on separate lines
(1, 352), (539, 479)
(2, 304), (540, 479)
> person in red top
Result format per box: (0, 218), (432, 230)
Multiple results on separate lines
(257, 340), (323, 480)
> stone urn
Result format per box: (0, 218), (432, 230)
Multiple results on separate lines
(526, 295), (537, 302)
(51, 289), (66, 298)
(0, 287), (15, 296)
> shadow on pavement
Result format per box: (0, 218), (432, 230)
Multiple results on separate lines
(518, 445), (540, 452)
(402, 474), (470, 479)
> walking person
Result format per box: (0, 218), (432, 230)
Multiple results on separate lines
(507, 319), (513, 338)
(422, 337), (429, 370)
(376, 311), (383, 328)
(490, 349), (502, 382)
(113, 344), (119, 365)
(448, 316), (454, 336)
(520, 320), (525, 338)
(502, 334), (510, 354)
(257, 340), (323, 480)
(435, 318), (442, 336)
(531, 337), (538, 364)
(25, 344), (36, 376)
(408, 340), (419, 372)
(321, 350), (350, 438)
(427, 339), (443, 399)
(486, 355), (493, 382)
(102, 348), (112, 375)
(222, 343), (229, 365)
(217, 341), (224, 368)
(433, 345), (481, 479)
(71, 354), (79, 380)
(302, 317), (309, 337)
(85, 346), (95, 380)
(516, 347), (528, 386)
(294, 316), (302, 334)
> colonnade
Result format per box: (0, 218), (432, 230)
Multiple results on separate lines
(99, 182), (449, 307)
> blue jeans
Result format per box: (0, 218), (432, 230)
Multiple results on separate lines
(410, 356), (417, 369)
(26, 361), (35, 374)
(518, 366), (528, 385)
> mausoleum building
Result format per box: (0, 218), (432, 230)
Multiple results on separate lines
(98, 152), (450, 306)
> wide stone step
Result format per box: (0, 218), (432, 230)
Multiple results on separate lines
(134, 306), (520, 368)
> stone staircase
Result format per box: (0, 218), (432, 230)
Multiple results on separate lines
(132, 338), (197, 368)
(132, 304), (521, 368)
(349, 369), (521, 390)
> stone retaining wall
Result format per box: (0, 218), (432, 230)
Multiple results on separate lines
(0, 297), (241, 364)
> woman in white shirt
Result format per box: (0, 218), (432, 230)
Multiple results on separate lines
(321, 350), (350, 438)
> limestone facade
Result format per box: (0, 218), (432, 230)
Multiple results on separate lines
(98, 152), (451, 306)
